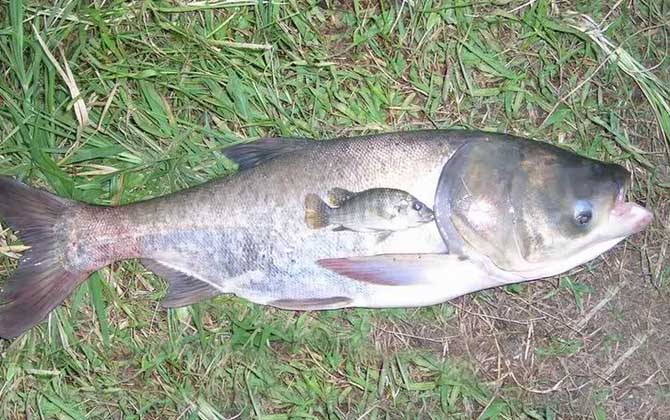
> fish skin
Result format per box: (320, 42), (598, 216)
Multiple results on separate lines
(102, 130), (466, 305)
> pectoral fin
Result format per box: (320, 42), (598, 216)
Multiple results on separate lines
(317, 253), (487, 287)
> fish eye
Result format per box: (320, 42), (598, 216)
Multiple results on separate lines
(412, 201), (423, 211)
(573, 200), (593, 227)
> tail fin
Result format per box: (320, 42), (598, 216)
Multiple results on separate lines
(0, 176), (89, 338)
(304, 193), (330, 229)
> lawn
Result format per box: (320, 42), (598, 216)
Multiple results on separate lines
(0, 0), (668, 418)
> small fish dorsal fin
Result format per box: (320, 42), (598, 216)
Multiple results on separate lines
(327, 187), (356, 207)
(223, 137), (313, 170)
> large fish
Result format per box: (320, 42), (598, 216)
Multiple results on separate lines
(0, 130), (652, 338)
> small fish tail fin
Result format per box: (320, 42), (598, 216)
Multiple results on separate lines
(0, 177), (89, 338)
(304, 193), (330, 229)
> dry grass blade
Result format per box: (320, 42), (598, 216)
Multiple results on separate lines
(32, 25), (89, 129)
(603, 333), (650, 379)
(566, 13), (670, 156)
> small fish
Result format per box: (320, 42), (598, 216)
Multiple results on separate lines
(304, 188), (434, 232)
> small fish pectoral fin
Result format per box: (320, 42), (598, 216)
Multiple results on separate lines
(270, 296), (352, 310)
(327, 187), (356, 206)
(317, 253), (489, 287)
(141, 259), (222, 307)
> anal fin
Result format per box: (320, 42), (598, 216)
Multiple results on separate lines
(141, 259), (222, 307)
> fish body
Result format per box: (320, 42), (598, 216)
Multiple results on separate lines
(0, 129), (653, 338)
(304, 188), (434, 232)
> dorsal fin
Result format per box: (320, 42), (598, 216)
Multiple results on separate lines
(223, 137), (313, 170)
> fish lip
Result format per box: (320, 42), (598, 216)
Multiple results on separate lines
(610, 199), (653, 234)
(609, 174), (652, 233)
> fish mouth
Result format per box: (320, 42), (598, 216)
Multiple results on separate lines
(610, 184), (652, 234)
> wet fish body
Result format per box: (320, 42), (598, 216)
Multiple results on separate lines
(0, 130), (652, 338)
(304, 188), (434, 232)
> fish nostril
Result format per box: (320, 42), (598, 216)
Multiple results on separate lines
(614, 178), (623, 195)
(612, 173), (628, 200)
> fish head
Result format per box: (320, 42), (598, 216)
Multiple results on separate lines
(435, 137), (652, 278)
(387, 191), (435, 226)
(395, 194), (435, 226)
(408, 197), (435, 224)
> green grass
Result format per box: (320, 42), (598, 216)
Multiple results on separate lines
(1, 0), (669, 418)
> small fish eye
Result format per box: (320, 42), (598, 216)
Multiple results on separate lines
(573, 200), (593, 227)
(412, 201), (423, 211)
